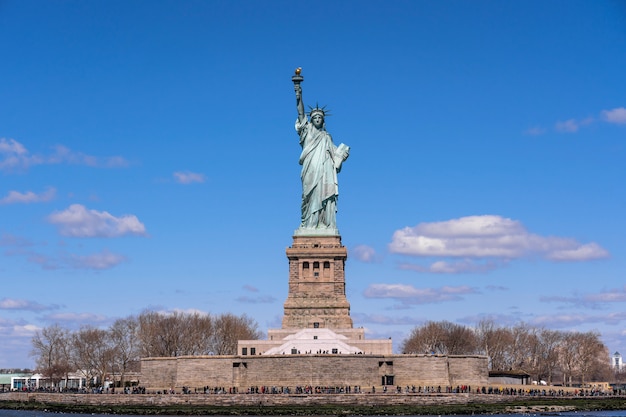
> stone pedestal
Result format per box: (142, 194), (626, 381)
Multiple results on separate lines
(282, 235), (353, 329)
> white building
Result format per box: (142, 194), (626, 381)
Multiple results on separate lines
(612, 351), (623, 371)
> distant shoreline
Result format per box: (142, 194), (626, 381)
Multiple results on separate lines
(2, 392), (626, 415)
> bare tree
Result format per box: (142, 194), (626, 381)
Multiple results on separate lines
(109, 317), (140, 388)
(441, 321), (479, 355)
(401, 321), (478, 355)
(401, 321), (445, 354)
(560, 331), (578, 386)
(210, 313), (261, 355)
(536, 329), (563, 385)
(475, 319), (513, 371)
(576, 331), (610, 385)
(136, 309), (235, 356)
(30, 324), (72, 389)
(137, 310), (184, 357)
(32, 312), (616, 389)
(507, 323), (537, 371)
(400, 326), (423, 354)
(614, 367), (626, 384)
(137, 310), (162, 357)
(176, 312), (214, 355)
(72, 326), (114, 388)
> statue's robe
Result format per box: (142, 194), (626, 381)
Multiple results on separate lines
(296, 118), (340, 229)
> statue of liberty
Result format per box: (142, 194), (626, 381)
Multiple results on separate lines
(292, 68), (350, 235)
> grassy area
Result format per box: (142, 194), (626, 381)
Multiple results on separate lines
(1, 397), (626, 415)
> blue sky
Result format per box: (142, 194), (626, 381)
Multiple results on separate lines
(1, 0), (625, 368)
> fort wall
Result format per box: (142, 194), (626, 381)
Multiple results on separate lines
(1, 390), (596, 409)
(140, 353), (488, 392)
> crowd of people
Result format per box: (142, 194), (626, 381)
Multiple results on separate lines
(160, 384), (622, 397)
(10, 384), (624, 396)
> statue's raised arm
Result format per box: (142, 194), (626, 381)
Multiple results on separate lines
(291, 68), (350, 236)
(293, 67), (306, 124)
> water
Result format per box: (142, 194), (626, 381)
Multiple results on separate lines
(1, 410), (626, 417)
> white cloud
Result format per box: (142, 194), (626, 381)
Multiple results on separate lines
(352, 245), (377, 262)
(157, 308), (210, 317)
(243, 285), (259, 292)
(524, 126), (547, 136)
(2, 236), (128, 271)
(389, 215), (608, 265)
(68, 250), (127, 270)
(0, 319), (41, 338)
(0, 138), (28, 155)
(26, 252), (61, 270)
(0, 298), (58, 311)
(46, 144), (129, 167)
(456, 310), (626, 330)
(411, 215), (524, 238)
(48, 204), (147, 237)
(541, 286), (626, 309)
(0, 319), (42, 368)
(555, 119), (579, 133)
(485, 284), (508, 291)
(0, 233), (33, 247)
(236, 295), (277, 304)
(587, 287), (626, 303)
(41, 312), (109, 326)
(601, 107), (626, 124)
(531, 313), (617, 328)
(457, 312), (522, 327)
(0, 138), (42, 170)
(530, 107), (624, 135)
(363, 283), (478, 305)
(0, 187), (56, 205)
(547, 242), (609, 261)
(239, 284), (277, 303)
(0, 137), (128, 172)
(351, 312), (421, 326)
(12, 324), (41, 337)
(399, 259), (501, 274)
(173, 171), (206, 184)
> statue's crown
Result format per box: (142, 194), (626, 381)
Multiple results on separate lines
(308, 104), (329, 118)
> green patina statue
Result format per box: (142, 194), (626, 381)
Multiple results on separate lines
(292, 68), (350, 235)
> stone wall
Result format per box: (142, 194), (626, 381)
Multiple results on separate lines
(0, 391), (594, 409)
(140, 353), (489, 392)
(140, 357), (179, 389)
(176, 356), (236, 388)
(448, 355), (489, 386)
